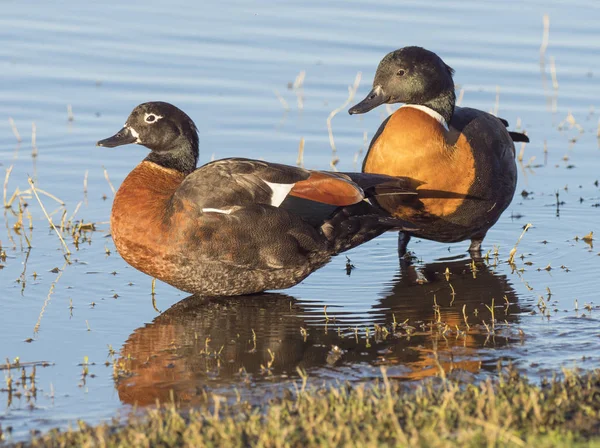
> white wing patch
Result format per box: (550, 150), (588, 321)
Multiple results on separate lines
(402, 104), (449, 131)
(264, 180), (295, 207)
(202, 208), (232, 214)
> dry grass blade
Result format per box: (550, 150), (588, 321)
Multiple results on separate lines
(493, 85), (500, 116)
(380, 367), (409, 444)
(558, 111), (584, 133)
(8, 117), (22, 142)
(3, 165), (14, 208)
(293, 70), (306, 110)
(582, 231), (593, 243)
(508, 223), (532, 264)
(103, 166), (116, 195)
(517, 142), (527, 162)
(549, 56), (559, 90)
(28, 188), (64, 205)
(17, 187), (64, 206)
(32, 122), (38, 158)
(68, 201), (83, 223)
(463, 416), (526, 447)
(296, 138), (305, 167)
(327, 72), (361, 153)
(330, 156), (339, 171)
(540, 14), (550, 62)
(273, 89), (290, 111)
(0, 360), (51, 371)
(33, 260), (68, 335)
(362, 131), (368, 154)
(456, 88), (465, 107)
(152, 294), (161, 314)
(28, 178), (71, 256)
(293, 70), (306, 90)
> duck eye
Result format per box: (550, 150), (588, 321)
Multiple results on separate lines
(145, 114), (156, 123)
(396, 69), (406, 77)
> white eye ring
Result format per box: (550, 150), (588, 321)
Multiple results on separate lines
(144, 113), (163, 124)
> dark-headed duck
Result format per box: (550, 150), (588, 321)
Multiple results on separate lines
(349, 46), (529, 256)
(97, 102), (415, 296)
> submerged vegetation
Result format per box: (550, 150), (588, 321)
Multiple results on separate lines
(17, 366), (600, 447)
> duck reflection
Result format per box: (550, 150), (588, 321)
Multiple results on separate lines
(116, 294), (305, 405)
(116, 257), (523, 406)
(371, 256), (522, 379)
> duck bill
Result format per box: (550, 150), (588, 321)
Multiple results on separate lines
(348, 86), (389, 115)
(97, 127), (138, 148)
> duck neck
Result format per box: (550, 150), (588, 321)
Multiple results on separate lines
(422, 89), (455, 127)
(145, 137), (199, 175)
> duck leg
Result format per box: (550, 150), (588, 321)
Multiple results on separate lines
(398, 231), (411, 258)
(468, 233), (485, 257)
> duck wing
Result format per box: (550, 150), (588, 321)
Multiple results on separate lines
(174, 157), (367, 214)
(452, 107), (529, 144)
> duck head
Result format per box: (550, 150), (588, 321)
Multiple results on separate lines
(97, 102), (199, 174)
(349, 46), (456, 124)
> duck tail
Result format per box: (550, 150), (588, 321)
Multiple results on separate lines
(321, 201), (416, 255)
(497, 116), (530, 143)
(508, 131), (530, 143)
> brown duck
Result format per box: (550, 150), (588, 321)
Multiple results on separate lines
(97, 102), (416, 296)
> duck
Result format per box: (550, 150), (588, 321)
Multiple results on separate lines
(349, 46), (529, 256)
(97, 102), (416, 296)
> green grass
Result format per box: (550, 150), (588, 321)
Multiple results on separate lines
(18, 366), (600, 447)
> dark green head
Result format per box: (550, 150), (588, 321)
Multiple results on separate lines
(349, 47), (456, 123)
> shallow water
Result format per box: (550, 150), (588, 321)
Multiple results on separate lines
(1, 0), (600, 441)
